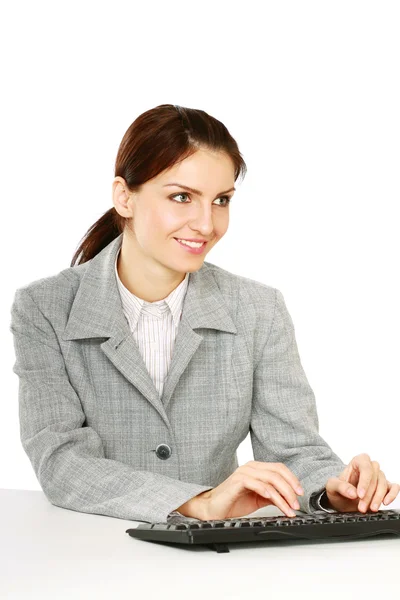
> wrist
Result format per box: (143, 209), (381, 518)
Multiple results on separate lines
(177, 490), (212, 520)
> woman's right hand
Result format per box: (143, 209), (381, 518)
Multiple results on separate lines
(181, 460), (304, 520)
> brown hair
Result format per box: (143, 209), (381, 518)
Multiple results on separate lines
(70, 104), (247, 267)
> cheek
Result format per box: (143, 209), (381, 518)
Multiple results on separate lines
(141, 207), (176, 234)
(152, 206), (186, 235)
(214, 213), (229, 236)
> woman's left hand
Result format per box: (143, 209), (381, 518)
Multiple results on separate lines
(325, 453), (400, 513)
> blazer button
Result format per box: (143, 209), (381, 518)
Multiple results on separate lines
(155, 443), (172, 460)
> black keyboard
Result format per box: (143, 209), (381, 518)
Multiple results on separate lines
(126, 509), (400, 553)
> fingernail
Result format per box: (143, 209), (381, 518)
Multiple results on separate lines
(296, 487), (304, 495)
(348, 488), (357, 498)
(358, 488), (365, 498)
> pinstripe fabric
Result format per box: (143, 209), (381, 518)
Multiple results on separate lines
(114, 248), (189, 400)
(10, 233), (345, 524)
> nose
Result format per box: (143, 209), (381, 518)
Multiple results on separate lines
(188, 203), (215, 236)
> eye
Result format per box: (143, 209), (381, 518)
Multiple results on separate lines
(169, 192), (231, 206)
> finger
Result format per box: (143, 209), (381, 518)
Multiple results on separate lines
(351, 454), (375, 498)
(383, 481), (392, 505)
(383, 482), (400, 506)
(239, 474), (274, 506)
(339, 463), (352, 482)
(346, 463), (363, 488)
(369, 471), (388, 511)
(327, 477), (359, 500)
(358, 462), (380, 512)
(244, 465), (301, 511)
(246, 461), (304, 495)
(262, 483), (297, 518)
(240, 475), (296, 518)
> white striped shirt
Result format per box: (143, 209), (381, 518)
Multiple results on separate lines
(114, 248), (334, 517)
(114, 248), (190, 399)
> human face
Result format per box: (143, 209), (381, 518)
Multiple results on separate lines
(118, 148), (235, 275)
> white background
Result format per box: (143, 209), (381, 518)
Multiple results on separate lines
(1, 1), (399, 508)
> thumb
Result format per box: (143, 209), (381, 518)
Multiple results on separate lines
(327, 476), (359, 500)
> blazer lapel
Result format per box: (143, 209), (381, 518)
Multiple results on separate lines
(62, 233), (237, 420)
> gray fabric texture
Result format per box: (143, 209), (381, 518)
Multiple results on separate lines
(10, 233), (346, 523)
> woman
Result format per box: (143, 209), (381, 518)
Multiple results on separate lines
(10, 104), (399, 524)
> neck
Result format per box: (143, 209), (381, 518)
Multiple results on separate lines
(116, 236), (187, 302)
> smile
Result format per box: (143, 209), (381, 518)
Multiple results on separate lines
(174, 238), (207, 254)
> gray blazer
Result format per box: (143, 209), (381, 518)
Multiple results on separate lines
(10, 233), (346, 523)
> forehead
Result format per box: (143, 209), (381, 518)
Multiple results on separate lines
(155, 149), (235, 188)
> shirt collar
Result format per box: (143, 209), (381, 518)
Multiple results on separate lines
(114, 247), (190, 330)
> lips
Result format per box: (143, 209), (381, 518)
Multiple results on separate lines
(174, 238), (208, 243)
(174, 238), (207, 254)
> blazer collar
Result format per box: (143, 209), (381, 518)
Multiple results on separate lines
(62, 233), (237, 344)
(114, 249), (190, 332)
(61, 234), (237, 416)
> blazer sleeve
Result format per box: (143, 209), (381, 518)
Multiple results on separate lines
(10, 287), (212, 524)
(250, 288), (347, 515)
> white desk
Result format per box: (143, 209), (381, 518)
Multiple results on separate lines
(1, 488), (399, 600)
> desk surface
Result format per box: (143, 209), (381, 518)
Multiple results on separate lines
(1, 488), (399, 600)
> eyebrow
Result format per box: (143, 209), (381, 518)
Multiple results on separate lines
(163, 183), (236, 196)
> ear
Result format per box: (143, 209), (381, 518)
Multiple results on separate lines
(112, 177), (132, 217)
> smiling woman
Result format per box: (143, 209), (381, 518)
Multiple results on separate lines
(12, 102), (394, 528)
(69, 104), (247, 303)
(70, 104), (246, 269)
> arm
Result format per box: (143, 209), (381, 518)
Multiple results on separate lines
(250, 288), (346, 515)
(169, 490), (336, 519)
(10, 287), (212, 524)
